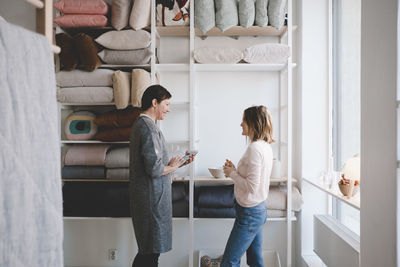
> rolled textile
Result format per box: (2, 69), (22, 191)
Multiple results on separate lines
(57, 87), (114, 103)
(56, 69), (114, 87)
(94, 108), (141, 128)
(62, 166), (106, 179)
(94, 127), (131, 142)
(105, 147), (129, 168)
(172, 182), (188, 202)
(197, 207), (236, 218)
(197, 185), (234, 208)
(106, 168), (129, 180)
(266, 185), (303, 211)
(172, 197), (189, 218)
(64, 144), (110, 166)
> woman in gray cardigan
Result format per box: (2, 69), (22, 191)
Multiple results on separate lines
(130, 85), (194, 267)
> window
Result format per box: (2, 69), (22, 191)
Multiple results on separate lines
(332, 0), (361, 235)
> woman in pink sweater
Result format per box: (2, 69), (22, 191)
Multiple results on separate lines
(221, 106), (274, 267)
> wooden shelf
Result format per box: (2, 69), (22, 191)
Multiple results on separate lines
(156, 26), (297, 37)
(61, 140), (129, 144)
(195, 63), (296, 72)
(194, 216), (297, 222)
(59, 102), (115, 106)
(303, 177), (360, 210)
(99, 64), (151, 70)
(155, 64), (189, 72)
(172, 176), (296, 183)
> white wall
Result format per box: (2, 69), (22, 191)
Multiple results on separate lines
(299, 0), (331, 264)
(360, 0), (398, 266)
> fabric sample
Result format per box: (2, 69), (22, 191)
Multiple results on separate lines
(94, 127), (131, 142)
(105, 147), (130, 168)
(239, 0), (255, 28)
(268, 0), (287, 30)
(266, 186), (303, 211)
(98, 48), (152, 65)
(62, 166), (106, 179)
(243, 43), (290, 63)
(112, 70), (131, 109)
(64, 111), (98, 141)
(215, 0), (239, 32)
(53, 0), (108, 14)
(106, 168), (129, 180)
(129, 0), (151, 30)
(194, 47), (243, 64)
(95, 29), (151, 50)
(131, 69), (151, 107)
(64, 144), (111, 166)
(111, 0), (132, 30)
(94, 108), (141, 127)
(194, 0), (215, 34)
(55, 33), (78, 71)
(56, 69), (114, 87)
(53, 14), (108, 28)
(57, 87), (114, 103)
(74, 33), (102, 71)
(156, 0), (190, 26)
(0, 20), (63, 266)
(255, 0), (268, 26)
(197, 185), (234, 208)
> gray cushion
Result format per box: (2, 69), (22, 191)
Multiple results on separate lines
(95, 29), (151, 50)
(57, 87), (114, 103)
(111, 0), (132, 30)
(56, 69), (114, 87)
(255, 0), (268, 26)
(194, 0), (215, 34)
(268, 0), (286, 30)
(98, 48), (152, 65)
(239, 0), (255, 28)
(215, 0), (239, 32)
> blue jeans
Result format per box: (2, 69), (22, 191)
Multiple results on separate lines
(221, 201), (267, 267)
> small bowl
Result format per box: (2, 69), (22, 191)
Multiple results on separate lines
(208, 168), (224, 178)
(338, 183), (360, 197)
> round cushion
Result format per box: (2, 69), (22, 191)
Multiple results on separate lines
(65, 111), (97, 140)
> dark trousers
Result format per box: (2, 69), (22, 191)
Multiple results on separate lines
(132, 253), (160, 267)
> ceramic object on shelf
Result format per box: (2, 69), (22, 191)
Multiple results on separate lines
(338, 183), (360, 197)
(208, 168), (224, 178)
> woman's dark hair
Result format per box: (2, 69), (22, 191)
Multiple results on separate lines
(243, 105), (275, 144)
(141, 85), (172, 110)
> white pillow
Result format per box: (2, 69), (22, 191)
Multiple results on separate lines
(243, 43), (290, 64)
(194, 47), (243, 64)
(95, 30), (151, 50)
(129, 0), (151, 30)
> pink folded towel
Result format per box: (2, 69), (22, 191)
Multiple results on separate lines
(64, 145), (110, 166)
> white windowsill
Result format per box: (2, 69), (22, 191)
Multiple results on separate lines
(303, 177), (360, 210)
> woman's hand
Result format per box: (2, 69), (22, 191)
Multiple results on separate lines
(223, 159), (236, 177)
(168, 156), (183, 170)
(179, 151), (196, 167)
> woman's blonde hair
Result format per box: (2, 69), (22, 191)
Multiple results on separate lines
(243, 105), (275, 144)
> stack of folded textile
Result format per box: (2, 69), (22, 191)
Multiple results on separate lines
(93, 108), (141, 142)
(96, 30), (152, 65)
(62, 144), (110, 179)
(56, 69), (114, 103)
(53, 0), (109, 29)
(105, 146), (130, 180)
(266, 185), (303, 217)
(172, 182), (189, 217)
(195, 185), (236, 218)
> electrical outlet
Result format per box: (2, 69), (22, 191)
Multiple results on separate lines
(108, 249), (117, 261)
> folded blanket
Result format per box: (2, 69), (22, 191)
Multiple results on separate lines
(267, 209), (295, 218)
(56, 69), (114, 87)
(57, 87), (114, 103)
(62, 166), (106, 179)
(94, 127), (131, 142)
(197, 185), (234, 208)
(106, 168), (129, 180)
(64, 145), (110, 166)
(172, 182), (188, 202)
(94, 108), (141, 128)
(172, 197), (189, 218)
(105, 147), (129, 168)
(267, 186), (303, 211)
(98, 48), (152, 65)
(197, 207), (236, 218)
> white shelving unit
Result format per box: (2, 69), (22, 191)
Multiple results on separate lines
(151, 0), (295, 266)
